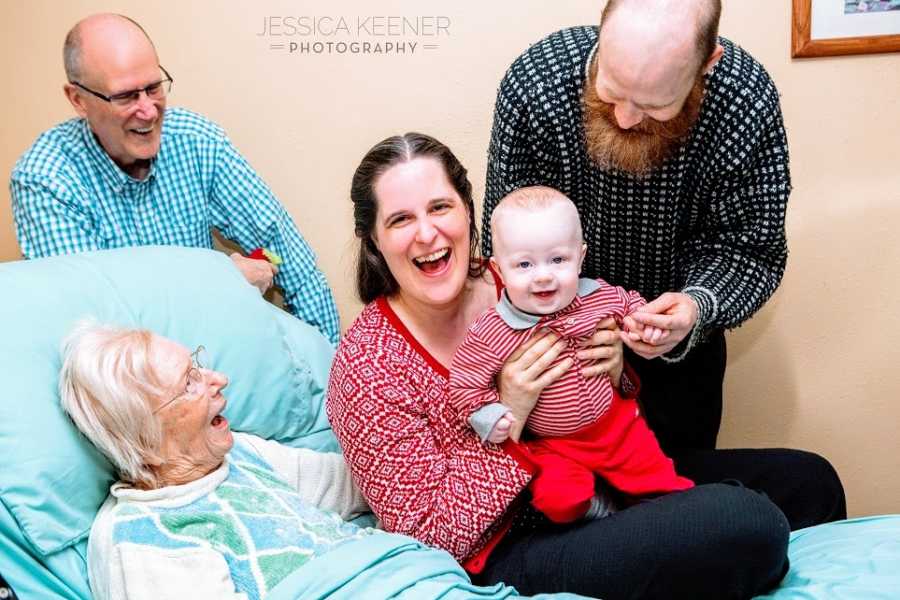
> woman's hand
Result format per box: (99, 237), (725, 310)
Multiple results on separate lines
(497, 331), (571, 442)
(577, 317), (624, 388)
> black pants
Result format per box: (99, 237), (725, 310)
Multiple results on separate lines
(473, 447), (846, 600)
(0, 572), (17, 600)
(625, 329), (727, 453)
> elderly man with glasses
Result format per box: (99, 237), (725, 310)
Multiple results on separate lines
(10, 13), (340, 346)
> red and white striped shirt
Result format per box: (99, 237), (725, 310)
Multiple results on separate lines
(451, 278), (645, 437)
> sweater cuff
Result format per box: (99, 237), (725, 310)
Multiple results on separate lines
(662, 286), (718, 363)
(469, 403), (510, 443)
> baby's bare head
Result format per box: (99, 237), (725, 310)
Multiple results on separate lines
(490, 186), (583, 258)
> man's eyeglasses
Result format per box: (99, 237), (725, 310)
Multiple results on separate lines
(153, 345), (207, 414)
(70, 65), (174, 108)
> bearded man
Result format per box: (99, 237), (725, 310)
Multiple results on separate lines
(483, 0), (791, 454)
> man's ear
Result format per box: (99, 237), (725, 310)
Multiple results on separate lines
(489, 256), (506, 286)
(63, 83), (88, 118)
(702, 43), (725, 75)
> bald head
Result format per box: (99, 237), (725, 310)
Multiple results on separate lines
(64, 14), (156, 83)
(491, 186), (583, 256)
(599, 0), (721, 73)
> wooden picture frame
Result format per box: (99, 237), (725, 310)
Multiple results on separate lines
(792, 0), (900, 57)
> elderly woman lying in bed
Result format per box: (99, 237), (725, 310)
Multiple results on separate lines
(60, 323), (577, 600)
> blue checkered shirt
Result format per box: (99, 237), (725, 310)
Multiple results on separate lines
(10, 107), (339, 344)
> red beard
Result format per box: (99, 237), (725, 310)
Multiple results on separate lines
(583, 64), (705, 176)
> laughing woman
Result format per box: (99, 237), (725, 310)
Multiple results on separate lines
(326, 132), (846, 600)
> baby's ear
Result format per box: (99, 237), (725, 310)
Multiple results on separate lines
(578, 243), (587, 272)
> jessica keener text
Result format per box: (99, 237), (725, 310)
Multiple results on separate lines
(258, 16), (451, 54)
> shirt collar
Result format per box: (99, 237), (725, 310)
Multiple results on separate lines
(496, 278), (603, 330)
(80, 118), (158, 194)
(577, 277), (602, 296)
(109, 457), (230, 506)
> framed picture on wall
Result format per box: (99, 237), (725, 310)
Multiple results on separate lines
(792, 0), (900, 57)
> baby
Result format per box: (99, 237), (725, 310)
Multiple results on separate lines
(450, 186), (693, 523)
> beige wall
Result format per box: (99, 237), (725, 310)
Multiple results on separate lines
(2, 2), (899, 516)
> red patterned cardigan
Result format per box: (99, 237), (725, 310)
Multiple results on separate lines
(326, 297), (534, 571)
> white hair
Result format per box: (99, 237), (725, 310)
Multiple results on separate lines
(59, 321), (166, 488)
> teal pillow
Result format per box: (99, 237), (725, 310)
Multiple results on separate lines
(0, 246), (336, 565)
(266, 303), (338, 453)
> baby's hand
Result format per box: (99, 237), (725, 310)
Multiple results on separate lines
(622, 317), (671, 345)
(640, 324), (670, 345)
(487, 412), (516, 444)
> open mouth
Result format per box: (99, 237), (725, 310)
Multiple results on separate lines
(412, 247), (451, 274)
(533, 290), (557, 300)
(210, 414), (228, 429)
(130, 125), (154, 136)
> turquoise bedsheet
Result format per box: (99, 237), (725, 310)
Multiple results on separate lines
(268, 531), (588, 600)
(268, 517), (900, 600)
(756, 515), (900, 599)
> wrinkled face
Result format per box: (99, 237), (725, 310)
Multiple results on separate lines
(372, 157), (472, 311)
(68, 41), (166, 177)
(491, 204), (586, 315)
(150, 335), (233, 478)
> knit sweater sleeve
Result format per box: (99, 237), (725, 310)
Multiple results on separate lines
(236, 433), (369, 521)
(674, 77), (790, 359)
(326, 343), (471, 556)
(326, 310), (529, 561)
(482, 64), (561, 257)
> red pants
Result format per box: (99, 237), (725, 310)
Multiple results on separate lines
(523, 394), (694, 523)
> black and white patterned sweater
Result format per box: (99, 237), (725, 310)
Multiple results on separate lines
(483, 26), (790, 361)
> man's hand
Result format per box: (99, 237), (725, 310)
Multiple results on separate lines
(621, 292), (698, 359)
(497, 330), (571, 442)
(230, 252), (278, 294)
(576, 317), (624, 387)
